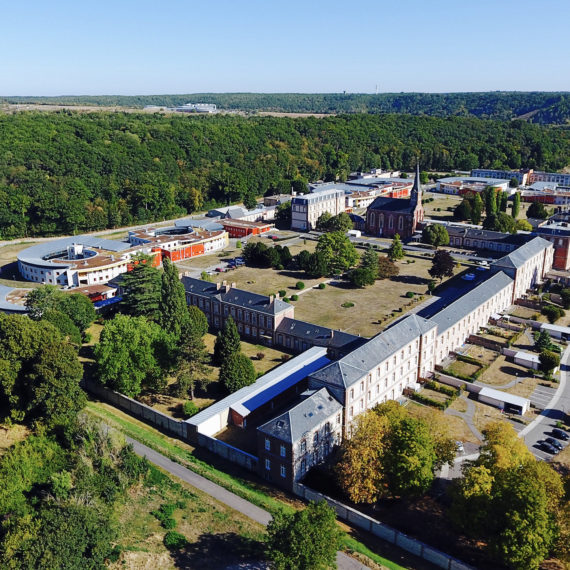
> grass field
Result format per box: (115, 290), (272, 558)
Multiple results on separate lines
(85, 401), (406, 570)
(113, 468), (265, 569)
(422, 192), (462, 222)
(446, 360), (481, 378)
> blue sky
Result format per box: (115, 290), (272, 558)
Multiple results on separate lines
(2, 0), (569, 95)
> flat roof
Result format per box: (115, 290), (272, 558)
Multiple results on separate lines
(17, 236), (131, 269)
(186, 347), (329, 430)
(437, 176), (510, 185)
(540, 322), (570, 334)
(478, 386), (530, 408)
(513, 350), (540, 363)
(0, 285), (28, 313)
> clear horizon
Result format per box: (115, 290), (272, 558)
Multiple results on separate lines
(2, 0), (569, 96)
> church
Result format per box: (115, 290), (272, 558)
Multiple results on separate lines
(365, 164), (424, 239)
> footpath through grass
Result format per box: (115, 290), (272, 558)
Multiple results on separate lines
(86, 401), (406, 570)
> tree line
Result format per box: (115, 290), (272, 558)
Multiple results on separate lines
(4, 92), (570, 124)
(1, 111), (570, 238)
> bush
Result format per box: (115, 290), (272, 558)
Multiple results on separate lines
(282, 297), (289, 302)
(296, 281), (305, 290)
(278, 289), (287, 297)
(236, 240), (242, 249)
(541, 304), (565, 324)
(164, 531), (188, 550)
(318, 283), (326, 289)
(341, 302), (354, 308)
(183, 401), (199, 417)
(290, 294), (299, 301)
(152, 503), (177, 529)
(405, 291), (415, 298)
(256, 352), (265, 360)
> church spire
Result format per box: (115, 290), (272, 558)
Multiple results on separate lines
(411, 161), (422, 209)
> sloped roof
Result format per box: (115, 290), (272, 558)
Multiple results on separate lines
(430, 271), (513, 336)
(276, 317), (366, 352)
(490, 236), (551, 270)
(368, 196), (414, 213)
(181, 276), (291, 315)
(257, 387), (342, 444)
(0, 285), (28, 313)
(309, 314), (436, 389)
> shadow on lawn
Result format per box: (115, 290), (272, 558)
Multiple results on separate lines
(171, 532), (265, 569)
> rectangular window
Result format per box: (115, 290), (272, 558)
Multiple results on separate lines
(300, 440), (306, 453)
(280, 445), (286, 457)
(265, 459), (270, 471)
(280, 465), (286, 478)
(265, 438), (270, 451)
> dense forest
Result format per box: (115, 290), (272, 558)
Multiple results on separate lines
(4, 92), (570, 124)
(1, 111), (569, 238)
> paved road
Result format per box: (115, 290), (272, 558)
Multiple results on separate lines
(126, 438), (368, 570)
(518, 345), (570, 461)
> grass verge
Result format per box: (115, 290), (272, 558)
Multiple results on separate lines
(86, 401), (405, 570)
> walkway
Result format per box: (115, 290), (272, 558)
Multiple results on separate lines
(444, 394), (484, 442)
(126, 438), (367, 570)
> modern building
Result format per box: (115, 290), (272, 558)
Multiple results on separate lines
(365, 164), (424, 239)
(471, 168), (531, 186)
(436, 176), (510, 195)
(174, 103), (217, 113)
(291, 188), (345, 231)
(219, 219), (272, 239)
(257, 387), (343, 489)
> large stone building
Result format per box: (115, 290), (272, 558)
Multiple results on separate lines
(291, 188), (345, 231)
(365, 164), (424, 238)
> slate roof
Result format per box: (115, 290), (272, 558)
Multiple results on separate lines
(367, 196), (415, 213)
(430, 271), (513, 335)
(186, 347), (329, 431)
(257, 387), (342, 444)
(309, 314), (436, 389)
(446, 226), (531, 246)
(276, 317), (366, 352)
(490, 236), (551, 270)
(181, 276), (292, 315)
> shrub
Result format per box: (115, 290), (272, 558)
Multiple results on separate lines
(296, 281), (305, 290)
(341, 302), (354, 308)
(82, 332), (92, 343)
(256, 352), (265, 360)
(152, 503), (177, 529)
(282, 297), (289, 302)
(281, 354), (291, 362)
(236, 240), (242, 249)
(164, 531), (188, 550)
(278, 289), (287, 297)
(405, 291), (415, 298)
(291, 294), (299, 301)
(318, 283), (326, 289)
(183, 401), (198, 417)
(542, 304), (565, 324)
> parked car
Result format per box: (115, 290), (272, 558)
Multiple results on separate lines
(552, 428), (569, 441)
(455, 441), (464, 453)
(539, 441), (559, 454)
(462, 273), (476, 281)
(215, 267), (225, 273)
(545, 437), (563, 451)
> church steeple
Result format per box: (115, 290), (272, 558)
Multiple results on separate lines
(411, 162), (422, 210)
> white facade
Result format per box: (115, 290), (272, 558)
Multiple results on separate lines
(291, 189), (345, 231)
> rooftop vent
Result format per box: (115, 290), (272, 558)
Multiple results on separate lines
(276, 420), (284, 428)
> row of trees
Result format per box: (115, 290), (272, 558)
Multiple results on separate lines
(6, 92), (570, 125)
(1, 111), (569, 238)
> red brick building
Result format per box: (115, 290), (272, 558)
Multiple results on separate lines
(220, 219), (272, 238)
(365, 165), (424, 239)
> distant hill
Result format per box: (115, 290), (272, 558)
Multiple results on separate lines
(2, 92), (570, 125)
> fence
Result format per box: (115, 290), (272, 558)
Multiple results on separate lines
(515, 298), (542, 310)
(197, 433), (258, 472)
(436, 373), (482, 395)
(293, 483), (474, 570)
(467, 334), (503, 352)
(82, 378), (187, 439)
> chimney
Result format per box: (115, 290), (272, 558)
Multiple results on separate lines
(216, 282), (222, 290)
(330, 330), (334, 339)
(269, 295), (274, 303)
(222, 280), (227, 287)
(231, 282), (236, 289)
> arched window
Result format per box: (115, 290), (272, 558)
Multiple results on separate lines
(379, 214), (384, 228)
(389, 216), (394, 229)
(398, 216), (404, 230)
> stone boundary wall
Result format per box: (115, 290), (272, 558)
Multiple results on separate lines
(197, 433), (259, 472)
(82, 378), (187, 439)
(293, 483), (474, 570)
(467, 334), (503, 352)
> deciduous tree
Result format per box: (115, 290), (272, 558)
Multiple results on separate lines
(315, 231), (358, 275)
(422, 224), (449, 248)
(429, 250), (454, 281)
(266, 501), (342, 570)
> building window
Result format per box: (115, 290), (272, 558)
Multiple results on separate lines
(265, 438), (270, 451)
(300, 440), (306, 453)
(280, 465), (286, 478)
(280, 445), (286, 457)
(265, 459), (271, 471)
